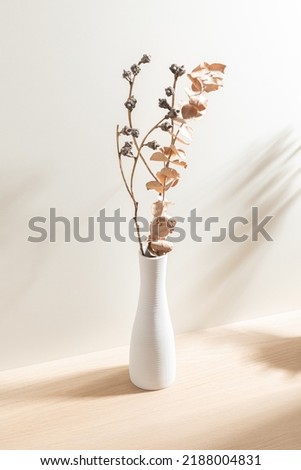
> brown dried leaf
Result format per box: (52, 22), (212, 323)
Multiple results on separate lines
(173, 134), (191, 145)
(181, 104), (199, 119)
(150, 152), (168, 162)
(149, 240), (173, 255)
(146, 180), (163, 192)
(187, 74), (203, 92)
(170, 160), (188, 168)
(165, 178), (179, 190)
(208, 63), (226, 73)
(189, 97), (206, 112)
(177, 148), (186, 156)
(151, 200), (172, 217)
(157, 167), (180, 191)
(178, 125), (193, 140)
(204, 83), (220, 92)
(156, 172), (168, 185)
(191, 64), (207, 74)
(150, 216), (175, 239)
(168, 128), (191, 145)
(161, 146), (178, 157)
(169, 147), (187, 162)
(159, 167), (180, 180)
(209, 77), (224, 86)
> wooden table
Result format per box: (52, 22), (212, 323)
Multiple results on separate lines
(1, 311), (301, 450)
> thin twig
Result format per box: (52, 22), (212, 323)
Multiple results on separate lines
(116, 125), (144, 256)
(116, 125), (135, 202)
(127, 78), (158, 181)
(166, 123), (184, 169)
(162, 76), (179, 201)
(133, 202), (144, 256)
(130, 117), (165, 194)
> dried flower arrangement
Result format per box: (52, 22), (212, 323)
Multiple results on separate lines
(116, 54), (226, 257)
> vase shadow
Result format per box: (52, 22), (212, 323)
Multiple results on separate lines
(52, 365), (146, 399)
(0, 365), (146, 403)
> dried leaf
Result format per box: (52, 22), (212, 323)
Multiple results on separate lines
(170, 147), (187, 162)
(146, 180), (163, 192)
(191, 64), (207, 74)
(170, 159), (188, 168)
(208, 63), (226, 73)
(150, 216), (176, 239)
(177, 124), (193, 140)
(161, 146), (178, 157)
(148, 240), (173, 255)
(159, 167), (180, 180)
(187, 74), (203, 93)
(150, 152), (168, 162)
(157, 167), (180, 191)
(177, 148), (186, 156)
(169, 129), (188, 145)
(151, 200), (172, 217)
(204, 83), (220, 92)
(173, 134), (191, 145)
(156, 172), (168, 185)
(189, 97), (206, 112)
(162, 143), (188, 159)
(181, 104), (200, 119)
(165, 179), (177, 191)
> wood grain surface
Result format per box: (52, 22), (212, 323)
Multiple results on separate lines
(1, 311), (301, 450)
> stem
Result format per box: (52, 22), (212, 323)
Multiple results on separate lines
(124, 77), (162, 256)
(133, 202), (144, 256)
(116, 125), (144, 256)
(116, 125), (134, 201)
(162, 76), (179, 201)
(130, 117), (165, 194)
(127, 78), (158, 181)
(166, 123), (184, 169)
(171, 76), (177, 109)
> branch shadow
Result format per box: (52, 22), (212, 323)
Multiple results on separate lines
(192, 129), (301, 327)
(208, 328), (301, 374)
(252, 334), (301, 374)
(0, 169), (54, 312)
(0, 365), (145, 402)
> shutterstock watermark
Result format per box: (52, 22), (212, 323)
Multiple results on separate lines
(27, 207), (274, 243)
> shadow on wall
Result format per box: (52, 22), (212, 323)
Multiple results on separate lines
(0, 169), (55, 312)
(0, 164), (122, 314)
(193, 129), (301, 327)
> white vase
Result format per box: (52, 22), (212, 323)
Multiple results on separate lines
(129, 253), (176, 390)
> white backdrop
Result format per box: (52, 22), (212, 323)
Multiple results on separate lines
(1, 0), (301, 370)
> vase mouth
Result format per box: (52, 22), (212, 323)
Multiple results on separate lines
(138, 251), (168, 261)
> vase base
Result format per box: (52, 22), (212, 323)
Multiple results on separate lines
(129, 370), (176, 391)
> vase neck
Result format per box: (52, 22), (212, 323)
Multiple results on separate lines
(139, 254), (167, 296)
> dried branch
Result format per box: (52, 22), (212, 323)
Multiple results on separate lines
(116, 124), (144, 256)
(130, 117), (165, 195)
(116, 57), (226, 257)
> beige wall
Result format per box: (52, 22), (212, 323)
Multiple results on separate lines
(1, 0), (301, 370)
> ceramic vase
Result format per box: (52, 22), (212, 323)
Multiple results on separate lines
(129, 253), (176, 390)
